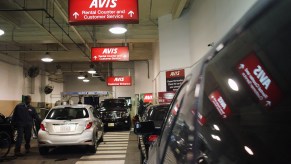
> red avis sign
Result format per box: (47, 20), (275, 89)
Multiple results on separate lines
(166, 69), (185, 92)
(208, 90), (231, 118)
(237, 53), (283, 109)
(68, 0), (139, 25)
(91, 47), (129, 62)
(166, 69), (185, 78)
(107, 76), (132, 86)
(143, 93), (153, 103)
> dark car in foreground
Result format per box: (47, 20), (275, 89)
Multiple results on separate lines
(98, 99), (131, 130)
(0, 113), (15, 143)
(135, 1), (291, 163)
(137, 104), (170, 164)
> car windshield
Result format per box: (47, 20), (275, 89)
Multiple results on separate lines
(46, 108), (89, 120)
(102, 99), (127, 110)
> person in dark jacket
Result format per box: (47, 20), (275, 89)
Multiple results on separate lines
(12, 95), (41, 156)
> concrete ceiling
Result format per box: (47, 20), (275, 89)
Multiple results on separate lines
(0, 0), (190, 79)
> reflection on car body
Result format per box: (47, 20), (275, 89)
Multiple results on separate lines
(137, 104), (170, 164)
(136, 1), (291, 164)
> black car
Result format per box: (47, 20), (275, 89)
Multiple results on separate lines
(0, 113), (16, 143)
(135, 1), (291, 163)
(137, 104), (170, 164)
(98, 99), (131, 130)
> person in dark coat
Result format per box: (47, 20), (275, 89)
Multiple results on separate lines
(12, 95), (41, 156)
(138, 99), (145, 117)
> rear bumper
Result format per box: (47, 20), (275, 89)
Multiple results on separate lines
(38, 129), (94, 147)
(102, 117), (130, 128)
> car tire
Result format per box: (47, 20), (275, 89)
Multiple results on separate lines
(99, 135), (104, 142)
(89, 137), (98, 153)
(38, 147), (49, 155)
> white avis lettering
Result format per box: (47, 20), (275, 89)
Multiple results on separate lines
(89, 0), (117, 8)
(144, 95), (152, 100)
(253, 65), (271, 90)
(114, 77), (124, 82)
(217, 97), (227, 109)
(170, 71), (180, 77)
(102, 48), (118, 54)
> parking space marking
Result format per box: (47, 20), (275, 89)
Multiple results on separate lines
(81, 154), (126, 159)
(101, 141), (128, 144)
(76, 160), (125, 164)
(96, 150), (127, 154)
(97, 146), (127, 150)
(76, 131), (130, 164)
(98, 144), (128, 147)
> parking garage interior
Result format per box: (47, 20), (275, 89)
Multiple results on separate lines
(1, 0), (284, 163)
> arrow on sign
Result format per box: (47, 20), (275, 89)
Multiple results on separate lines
(239, 64), (245, 69)
(93, 56), (97, 60)
(73, 12), (79, 19)
(265, 101), (271, 107)
(128, 11), (134, 17)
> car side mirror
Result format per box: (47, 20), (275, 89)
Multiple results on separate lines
(134, 121), (155, 135)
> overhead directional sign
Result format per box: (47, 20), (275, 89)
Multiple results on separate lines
(107, 76), (132, 86)
(68, 0), (139, 25)
(91, 46), (129, 62)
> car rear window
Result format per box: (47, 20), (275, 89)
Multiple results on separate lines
(147, 105), (170, 122)
(102, 99), (127, 110)
(46, 108), (89, 120)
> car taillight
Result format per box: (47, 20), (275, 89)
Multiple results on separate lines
(40, 123), (46, 131)
(86, 122), (93, 129)
(148, 135), (158, 142)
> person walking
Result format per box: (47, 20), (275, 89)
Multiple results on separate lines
(12, 95), (41, 156)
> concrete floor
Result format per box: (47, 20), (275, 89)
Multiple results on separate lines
(1, 130), (140, 164)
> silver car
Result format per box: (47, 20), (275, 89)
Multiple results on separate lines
(38, 105), (104, 155)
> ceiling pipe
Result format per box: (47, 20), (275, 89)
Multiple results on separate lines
(8, 2), (69, 51)
(0, 50), (67, 52)
(50, 0), (91, 54)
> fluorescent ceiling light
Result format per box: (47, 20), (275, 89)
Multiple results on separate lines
(109, 26), (127, 34)
(228, 78), (239, 91)
(41, 52), (53, 62)
(88, 68), (96, 74)
(83, 78), (90, 82)
(0, 29), (4, 36)
(78, 74), (85, 80)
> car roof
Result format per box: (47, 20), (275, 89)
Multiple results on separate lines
(52, 104), (92, 109)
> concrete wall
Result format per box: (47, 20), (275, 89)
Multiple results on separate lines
(134, 60), (153, 94)
(0, 54), (64, 116)
(189, 0), (258, 65)
(112, 62), (135, 99)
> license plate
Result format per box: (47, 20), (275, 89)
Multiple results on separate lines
(108, 123), (114, 127)
(60, 126), (71, 132)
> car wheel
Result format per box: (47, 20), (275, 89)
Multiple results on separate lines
(38, 147), (49, 155)
(89, 137), (98, 153)
(99, 135), (104, 142)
